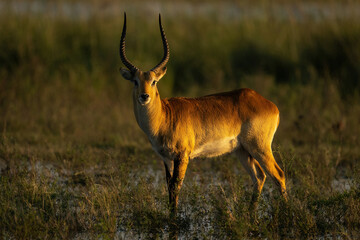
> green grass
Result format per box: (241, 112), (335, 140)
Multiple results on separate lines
(1, 0), (360, 239)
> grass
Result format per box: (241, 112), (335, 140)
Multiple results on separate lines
(1, 0), (360, 239)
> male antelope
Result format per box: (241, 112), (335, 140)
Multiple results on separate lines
(119, 13), (287, 214)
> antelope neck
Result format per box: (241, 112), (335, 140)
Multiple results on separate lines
(133, 91), (164, 137)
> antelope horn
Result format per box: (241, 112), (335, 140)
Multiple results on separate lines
(151, 14), (170, 73)
(119, 12), (139, 73)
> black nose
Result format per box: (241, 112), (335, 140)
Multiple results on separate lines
(140, 93), (149, 101)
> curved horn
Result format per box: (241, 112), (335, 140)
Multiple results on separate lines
(119, 12), (139, 73)
(151, 14), (170, 73)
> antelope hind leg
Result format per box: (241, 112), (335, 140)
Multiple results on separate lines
(236, 148), (266, 212)
(252, 150), (287, 201)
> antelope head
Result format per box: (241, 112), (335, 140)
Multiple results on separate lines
(119, 13), (169, 106)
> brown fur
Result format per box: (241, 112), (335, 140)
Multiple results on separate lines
(120, 68), (287, 214)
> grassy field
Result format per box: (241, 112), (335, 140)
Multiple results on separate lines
(1, 0), (360, 239)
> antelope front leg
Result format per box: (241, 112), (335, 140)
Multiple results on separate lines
(163, 161), (173, 191)
(168, 154), (189, 215)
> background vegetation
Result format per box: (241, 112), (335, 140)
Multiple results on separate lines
(0, 0), (359, 239)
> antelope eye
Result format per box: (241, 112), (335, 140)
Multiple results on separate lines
(151, 80), (157, 86)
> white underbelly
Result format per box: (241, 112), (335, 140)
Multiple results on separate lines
(190, 136), (240, 159)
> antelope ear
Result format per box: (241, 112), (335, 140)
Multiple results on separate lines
(119, 67), (133, 80)
(153, 67), (167, 80)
